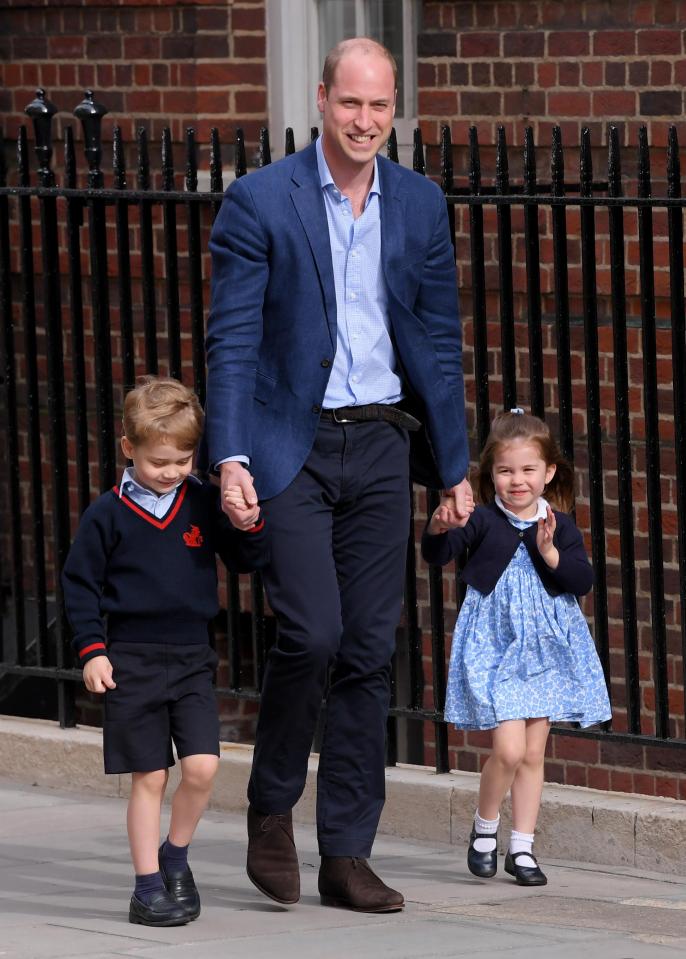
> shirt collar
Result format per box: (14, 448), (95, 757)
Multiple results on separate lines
(495, 494), (549, 525)
(119, 466), (200, 498)
(315, 135), (381, 199)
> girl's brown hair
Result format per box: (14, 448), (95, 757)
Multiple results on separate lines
(476, 410), (575, 513)
(122, 376), (203, 450)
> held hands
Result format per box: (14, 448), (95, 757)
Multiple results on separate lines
(83, 655), (116, 694)
(427, 476), (475, 535)
(537, 505), (560, 569)
(220, 462), (261, 529)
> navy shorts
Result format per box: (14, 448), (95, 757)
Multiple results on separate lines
(103, 642), (220, 775)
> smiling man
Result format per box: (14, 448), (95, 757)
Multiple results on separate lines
(205, 38), (471, 913)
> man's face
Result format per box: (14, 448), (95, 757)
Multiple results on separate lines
(317, 49), (396, 173)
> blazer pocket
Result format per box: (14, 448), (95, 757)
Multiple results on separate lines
(254, 370), (277, 405)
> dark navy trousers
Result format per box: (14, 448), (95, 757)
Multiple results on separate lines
(247, 419), (410, 857)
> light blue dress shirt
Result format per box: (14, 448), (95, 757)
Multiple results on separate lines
(315, 137), (403, 409)
(216, 140), (403, 468)
(119, 467), (201, 519)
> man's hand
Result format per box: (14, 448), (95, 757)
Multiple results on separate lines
(83, 655), (116, 694)
(448, 476), (475, 520)
(220, 461), (260, 528)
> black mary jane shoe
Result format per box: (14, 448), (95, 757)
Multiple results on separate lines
(467, 824), (498, 878)
(159, 848), (201, 921)
(504, 849), (548, 886)
(129, 889), (189, 926)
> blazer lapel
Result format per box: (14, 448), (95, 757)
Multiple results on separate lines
(378, 156), (406, 294)
(291, 145), (336, 349)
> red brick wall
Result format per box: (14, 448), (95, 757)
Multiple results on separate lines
(0, 0), (267, 157)
(416, 0), (686, 799)
(418, 0), (686, 154)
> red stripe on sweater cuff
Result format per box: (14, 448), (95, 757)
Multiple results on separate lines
(79, 642), (107, 659)
(246, 518), (265, 534)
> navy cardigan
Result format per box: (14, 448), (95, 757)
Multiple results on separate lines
(421, 500), (593, 598)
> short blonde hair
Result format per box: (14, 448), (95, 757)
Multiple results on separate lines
(322, 37), (397, 93)
(122, 376), (203, 450)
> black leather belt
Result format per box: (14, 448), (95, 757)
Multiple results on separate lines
(320, 404), (421, 432)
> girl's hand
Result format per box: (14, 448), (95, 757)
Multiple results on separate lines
(536, 505), (560, 569)
(428, 493), (471, 534)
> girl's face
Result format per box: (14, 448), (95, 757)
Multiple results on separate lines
(491, 439), (556, 519)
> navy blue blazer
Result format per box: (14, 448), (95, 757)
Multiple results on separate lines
(205, 141), (469, 500)
(421, 501), (594, 597)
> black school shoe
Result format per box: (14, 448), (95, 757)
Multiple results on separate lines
(129, 888), (189, 926)
(159, 847), (201, 920)
(467, 824), (498, 878)
(504, 849), (548, 886)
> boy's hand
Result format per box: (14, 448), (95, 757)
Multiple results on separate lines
(220, 463), (260, 529)
(537, 505), (560, 569)
(83, 655), (116, 693)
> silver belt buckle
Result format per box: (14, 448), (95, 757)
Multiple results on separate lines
(332, 408), (355, 424)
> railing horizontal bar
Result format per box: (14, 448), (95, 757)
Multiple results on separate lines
(3, 186), (686, 209)
(1, 665), (83, 681)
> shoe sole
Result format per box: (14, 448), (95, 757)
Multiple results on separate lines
(129, 912), (189, 926)
(320, 894), (404, 913)
(467, 865), (497, 878)
(247, 867), (300, 905)
(504, 866), (548, 886)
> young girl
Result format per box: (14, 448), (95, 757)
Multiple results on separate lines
(422, 409), (611, 887)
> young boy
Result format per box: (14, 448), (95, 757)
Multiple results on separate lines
(62, 376), (268, 927)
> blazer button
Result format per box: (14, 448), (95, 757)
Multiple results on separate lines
(519, 531), (524, 538)
(312, 404), (321, 414)
(321, 358), (331, 368)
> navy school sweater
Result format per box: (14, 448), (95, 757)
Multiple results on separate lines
(61, 479), (269, 665)
(421, 500), (593, 598)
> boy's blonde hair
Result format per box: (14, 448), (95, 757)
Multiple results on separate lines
(122, 376), (203, 450)
(477, 410), (576, 513)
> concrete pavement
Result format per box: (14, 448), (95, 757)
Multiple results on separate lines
(2, 777), (686, 959)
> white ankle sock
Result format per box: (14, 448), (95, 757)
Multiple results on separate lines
(509, 829), (536, 868)
(473, 810), (499, 853)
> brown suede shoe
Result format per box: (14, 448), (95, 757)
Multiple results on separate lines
(246, 806), (300, 904)
(318, 856), (404, 913)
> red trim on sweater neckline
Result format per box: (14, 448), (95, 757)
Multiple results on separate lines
(112, 481), (188, 529)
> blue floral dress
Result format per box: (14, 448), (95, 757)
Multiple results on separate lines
(444, 504), (612, 731)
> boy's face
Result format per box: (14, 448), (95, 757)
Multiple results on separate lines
(121, 435), (195, 495)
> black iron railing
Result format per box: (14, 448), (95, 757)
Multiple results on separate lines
(1, 89), (685, 771)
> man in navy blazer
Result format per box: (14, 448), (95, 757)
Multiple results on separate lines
(205, 38), (471, 912)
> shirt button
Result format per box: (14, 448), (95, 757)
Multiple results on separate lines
(321, 358), (331, 368)
(349, 293), (357, 301)
(352, 375), (360, 383)
(351, 250), (358, 258)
